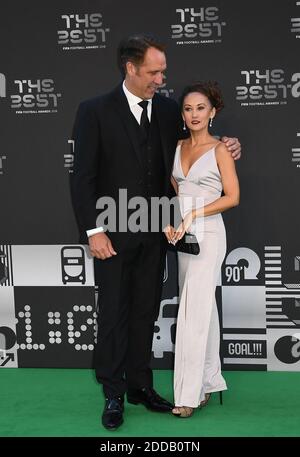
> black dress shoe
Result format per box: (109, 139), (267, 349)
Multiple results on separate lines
(102, 396), (124, 430)
(127, 387), (173, 412)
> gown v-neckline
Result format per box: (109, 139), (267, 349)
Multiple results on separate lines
(179, 144), (215, 179)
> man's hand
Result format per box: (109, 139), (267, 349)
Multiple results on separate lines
(221, 136), (241, 160)
(88, 232), (117, 260)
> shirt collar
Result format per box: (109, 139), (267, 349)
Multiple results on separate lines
(122, 81), (152, 108)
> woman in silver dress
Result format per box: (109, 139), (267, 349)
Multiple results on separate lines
(165, 81), (240, 418)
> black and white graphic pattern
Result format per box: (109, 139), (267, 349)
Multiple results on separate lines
(265, 246), (300, 329)
(0, 244), (299, 370)
(0, 245), (13, 286)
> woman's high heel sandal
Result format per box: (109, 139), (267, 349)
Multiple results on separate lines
(172, 406), (194, 418)
(200, 391), (223, 407)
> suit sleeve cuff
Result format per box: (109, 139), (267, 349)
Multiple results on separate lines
(86, 227), (104, 237)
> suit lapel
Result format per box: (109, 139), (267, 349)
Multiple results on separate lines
(111, 85), (144, 170)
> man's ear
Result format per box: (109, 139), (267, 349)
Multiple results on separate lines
(126, 61), (136, 76)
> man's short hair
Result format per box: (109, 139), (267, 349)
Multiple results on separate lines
(117, 34), (165, 77)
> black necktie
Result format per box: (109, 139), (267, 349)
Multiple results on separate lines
(138, 100), (150, 136)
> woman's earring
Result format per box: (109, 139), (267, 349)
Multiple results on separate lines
(183, 120), (186, 131)
(209, 117), (213, 128)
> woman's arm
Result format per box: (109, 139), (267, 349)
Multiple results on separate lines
(193, 143), (239, 219)
(170, 175), (178, 195)
(164, 174), (178, 242)
(170, 139), (183, 195)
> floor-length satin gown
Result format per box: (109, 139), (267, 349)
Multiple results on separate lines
(172, 144), (227, 407)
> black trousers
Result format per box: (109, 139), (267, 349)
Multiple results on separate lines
(94, 233), (166, 398)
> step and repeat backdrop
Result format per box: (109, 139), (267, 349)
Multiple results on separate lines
(1, 0), (300, 371)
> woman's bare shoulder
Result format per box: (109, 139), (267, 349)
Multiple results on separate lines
(215, 141), (232, 158)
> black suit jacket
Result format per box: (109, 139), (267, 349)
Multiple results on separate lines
(71, 84), (182, 247)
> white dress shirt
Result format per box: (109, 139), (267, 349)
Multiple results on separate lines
(86, 81), (152, 237)
(122, 81), (152, 123)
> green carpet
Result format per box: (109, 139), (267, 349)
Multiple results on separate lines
(1, 369), (299, 437)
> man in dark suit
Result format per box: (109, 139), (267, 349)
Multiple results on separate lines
(71, 34), (241, 430)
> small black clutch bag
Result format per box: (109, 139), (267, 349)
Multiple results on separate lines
(174, 233), (200, 255)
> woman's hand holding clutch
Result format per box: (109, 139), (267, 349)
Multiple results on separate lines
(163, 224), (176, 244)
(165, 211), (200, 255)
(173, 211), (195, 243)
